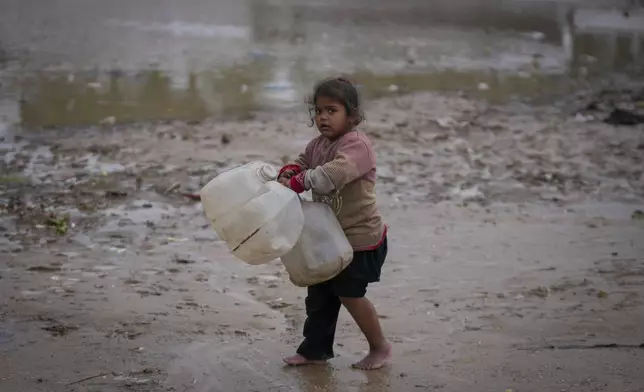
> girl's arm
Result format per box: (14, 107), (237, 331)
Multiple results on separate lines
(288, 137), (373, 195)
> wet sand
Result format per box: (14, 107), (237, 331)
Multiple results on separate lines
(1, 90), (644, 391)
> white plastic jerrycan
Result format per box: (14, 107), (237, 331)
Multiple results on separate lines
(200, 161), (304, 265)
(280, 200), (354, 287)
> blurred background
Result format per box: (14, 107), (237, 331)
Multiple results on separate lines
(1, 0), (643, 128)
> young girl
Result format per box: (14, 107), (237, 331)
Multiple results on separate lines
(278, 77), (390, 370)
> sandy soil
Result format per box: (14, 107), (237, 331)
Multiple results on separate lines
(1, 92), (644, 392)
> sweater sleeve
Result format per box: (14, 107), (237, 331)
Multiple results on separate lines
(290, 136), (374, 195)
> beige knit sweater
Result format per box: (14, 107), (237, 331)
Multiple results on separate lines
(281, 130), (386, 251)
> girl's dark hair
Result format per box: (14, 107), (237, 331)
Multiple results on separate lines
(307, 77), (364, 127)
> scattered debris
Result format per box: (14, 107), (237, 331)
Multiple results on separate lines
(66, 372), (108, 386)
(523, 31), (545, 41)
(550, 278), (591, 293)
(107, 327), (144, 340)
(604, 108), (644, 126)
(136, 289), (162, 297)
(538, 267), (557, 271)
(132, 367), (162, 375)
(28, 264), (62, 272)
(42, 322), (79, 337)
(172, 255), (196, 264)
(105, 190), (128, 198)
(195, 273), (208, 282)
(181, 193), (201, 201)
(267, 298), (289, 310)
(163, 182), (180, 195)
(100, 116), (116, 125)
(46, 214), (70, 235)
(632, 210), (644, 221)
(167, 237), (189, 243)
(574, 113), (594, 123)
(527, 286), (550, 298)
(113, 375), (151, 385)
(579, 87), (644, 126)
(449, 186), (485, 202)
(520, 342), (644, 351)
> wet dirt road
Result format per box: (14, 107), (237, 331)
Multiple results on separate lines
(2, 90), (644, 391)
(1, 1), (644, 392)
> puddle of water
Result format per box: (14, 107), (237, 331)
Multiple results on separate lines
(1, 1), (642, 128)
(349, 69), (575, 103)
(6, 67), (590, 128)
(15, 64), (270, 128)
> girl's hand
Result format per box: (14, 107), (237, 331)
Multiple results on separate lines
(278, 176), (291, 188)
(280, 169), (296, 180)
(277, 169), (296, 188)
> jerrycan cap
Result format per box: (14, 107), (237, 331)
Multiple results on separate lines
(257, 164), (278, 182)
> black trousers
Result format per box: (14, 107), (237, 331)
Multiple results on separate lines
(296, 236), (388, 360)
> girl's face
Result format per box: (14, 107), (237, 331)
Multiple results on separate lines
(314, 96), (355, 139)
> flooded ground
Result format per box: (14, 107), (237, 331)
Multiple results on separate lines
(1, 1), (644, 392)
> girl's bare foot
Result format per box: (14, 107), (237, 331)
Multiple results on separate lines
(283, 354), (327, 366)
(351, 342), (392, 370)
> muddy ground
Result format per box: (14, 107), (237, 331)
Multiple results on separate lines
(1, 90), (644, 392)
(2, 0), (644, 391)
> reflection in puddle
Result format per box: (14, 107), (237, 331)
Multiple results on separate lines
(287, 365), (340, 392)
(18, 70), (207, 127)
(349, 69), (570, 103)
(285, 363), (396, 392)
(18, 66), (574, 128)
(17, 63), (271, 127)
